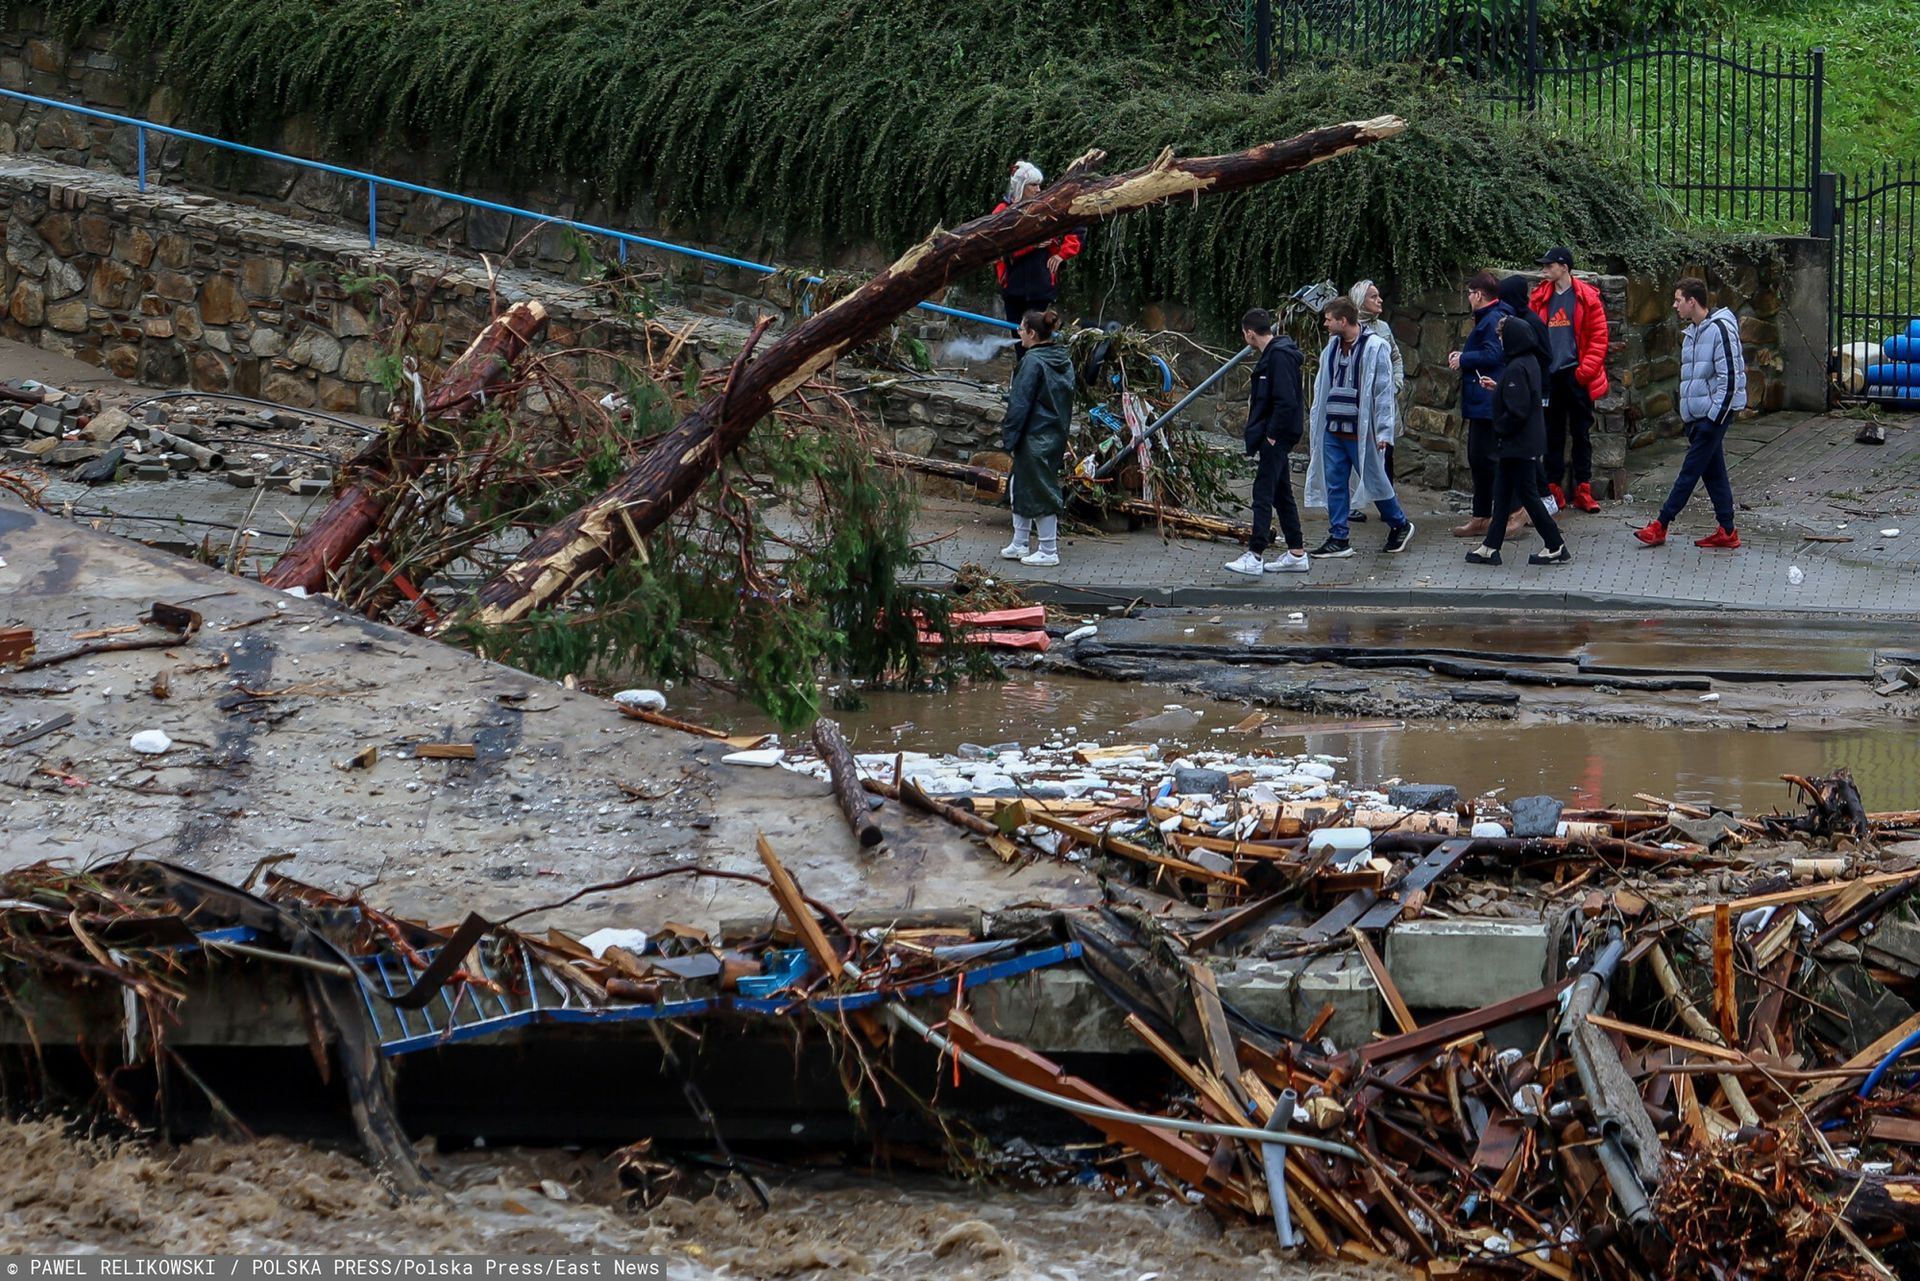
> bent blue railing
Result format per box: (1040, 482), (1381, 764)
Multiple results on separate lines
(0, 87), (1017, 332)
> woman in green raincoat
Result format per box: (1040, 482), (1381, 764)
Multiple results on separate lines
(997, 308), (1075, 567)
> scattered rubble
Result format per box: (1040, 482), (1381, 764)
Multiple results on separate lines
(0, 376), (358, 490)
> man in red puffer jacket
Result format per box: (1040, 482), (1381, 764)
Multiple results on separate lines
(1530, 247), (1609, 513)
(993, 160), (1082, 326)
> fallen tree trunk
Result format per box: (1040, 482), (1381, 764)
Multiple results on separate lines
(262, 302), (550, 594)
(876, 449), (1007, 496)
(462, 118), (1405, 626)
(812, 717), (883, 848)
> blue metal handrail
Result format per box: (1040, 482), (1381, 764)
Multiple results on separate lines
(0, 86), (1017, 332)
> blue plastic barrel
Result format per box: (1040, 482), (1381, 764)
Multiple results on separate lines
(1865, 362), (1920, 387)
(1886, 334), (1920, 361)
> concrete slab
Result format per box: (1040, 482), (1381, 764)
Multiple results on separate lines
(1385, 918), (1560, 1013)
(0, 506), (1102, 934)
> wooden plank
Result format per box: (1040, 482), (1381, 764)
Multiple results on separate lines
(1073, 743), (1154, 765)
(1798, 1012), (1920, 1106)
(1185, 960), (1255, 1113)
(0, 628), (36, 666)
(1303, 1002), (1337, 1042)
(1, 712), (73, 749)
(1358, 981), (1573, 1066)
(1354, 838), (1474, 932)
(1866, 1115), (1920, 1146)
(1123, 1014), (1244, 1126)
(1185, 890), (1293, 955)
(754, 832), (843, 982)
(1712, 904), (1739, 1045)
(1583, 1013), (1749, 1064)
(1350, 928), (1417, 1034)
(1681, 870), (1914, 919)
(413, 742), (477, 760)
(1024, 812), (1249, 886)
(946, 1009), (1254, 1213)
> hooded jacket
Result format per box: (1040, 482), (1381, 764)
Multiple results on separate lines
(1498, 276), (1551, 403)
(1456, 300), (1510, 420)
(1243, 335), (1304, 454)
(1679, 306), (1748, 425)
(1000, 340), (1075, 518)
(1492, 318), (1548, 461)
(1529, 275), (1611, 400)
(992, 201), (1083, 301)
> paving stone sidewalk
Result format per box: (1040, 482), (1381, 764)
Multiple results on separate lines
(912, 412), (1920, 615)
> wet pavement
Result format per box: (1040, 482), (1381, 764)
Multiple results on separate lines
(905, 409), (1920, 614)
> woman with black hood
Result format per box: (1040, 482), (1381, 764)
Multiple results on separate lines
(1498, 273), (1558, 516)
(1467, 315), (1571, 566)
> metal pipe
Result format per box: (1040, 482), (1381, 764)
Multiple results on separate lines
(1091, 344), (1253, 480)
(1262, 1087), (1302, 1248)
(203, 938), (357, 979)
(0, 87), (1017, 333)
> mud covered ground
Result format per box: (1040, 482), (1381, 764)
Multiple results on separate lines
(0, 1121), (1365, 1279)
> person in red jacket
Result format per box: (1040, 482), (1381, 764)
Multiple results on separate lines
(992, 161), (1082, 325)
(1530, 247), (1609, 513)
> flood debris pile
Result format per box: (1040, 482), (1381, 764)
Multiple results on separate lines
(2, 709), (1919, 1277)
(0, 378), (347, 491)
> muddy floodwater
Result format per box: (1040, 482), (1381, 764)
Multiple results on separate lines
(0, 1121), (1365, 1278)
(675, 610), (1920, 815)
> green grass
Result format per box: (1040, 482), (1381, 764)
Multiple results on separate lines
(1734, 0), (1920, 172)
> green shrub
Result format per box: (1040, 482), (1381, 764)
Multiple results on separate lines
(30, 0), (1682, 309)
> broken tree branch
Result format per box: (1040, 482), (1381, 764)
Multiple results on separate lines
(812, 716), (883, 849)
(460, 118), (1405, 625)
(262, 301), (550, 594)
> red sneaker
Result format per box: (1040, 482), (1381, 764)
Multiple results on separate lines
(1549, 483), (1567, 510)
(1571, 482), (1602, 513)
(1695, 527), (1741, 549)
(1634, 520), (1667, 547)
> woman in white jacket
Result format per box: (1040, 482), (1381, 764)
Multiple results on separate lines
(1302, 297), (1414, 557)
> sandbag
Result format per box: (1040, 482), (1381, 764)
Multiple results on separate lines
(1836, 340), (1880, 393)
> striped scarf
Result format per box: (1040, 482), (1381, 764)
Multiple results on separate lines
(1325, 332), (1369, 436)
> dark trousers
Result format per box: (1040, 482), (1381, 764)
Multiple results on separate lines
(1249, 436), (1303, 554)
(1465, 418), (1496, 518)
(1544, 368), (1594, 488)
(1382, 443), (1395, 483)
(1002, 294), (1048, 326)
(1486, 456), (1563, 553)
(1659, 417), (1736, 530)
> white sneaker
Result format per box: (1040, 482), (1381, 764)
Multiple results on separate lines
(1271, 551), (1310, 573)
(1020, 550), (1059, 567)
(999, 542), (1028, 560)
(1224, 551), (1265, 576)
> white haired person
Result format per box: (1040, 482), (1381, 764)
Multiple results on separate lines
(1345, 279), (1405, 499)
(998, 309), (1075, 567)
(992, 161), (1082, 326)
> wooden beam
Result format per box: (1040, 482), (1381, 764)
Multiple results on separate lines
(754, 833), (843, 982)
(1358, 981), (1573, 1066)
(1583, 1013), (1750, 1064)
(1351, 928), (1417, 1035)
(1680, 870), (1913, 919)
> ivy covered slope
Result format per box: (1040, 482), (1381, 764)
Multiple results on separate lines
(36, 0), (1677, 308)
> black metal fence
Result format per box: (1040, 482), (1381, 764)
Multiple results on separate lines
(1831, 163), (1920, 394)
(1234, 0), (1824, 234)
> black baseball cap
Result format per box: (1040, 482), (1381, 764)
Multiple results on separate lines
(1536, 246), (1574, 267)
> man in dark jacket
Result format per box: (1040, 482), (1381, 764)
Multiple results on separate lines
(1226, 307), (1308, 575)
(1466, 317), (1570, 566)
(1448, 270), (1509, 539)
(1499, 273), (1556, 517)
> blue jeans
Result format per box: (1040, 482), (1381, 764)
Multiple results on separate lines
(1659, 418), (1735, 529)
(1322, 432), (1407, 540)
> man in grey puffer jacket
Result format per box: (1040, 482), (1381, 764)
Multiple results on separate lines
(1635, 276), (1748, 549)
